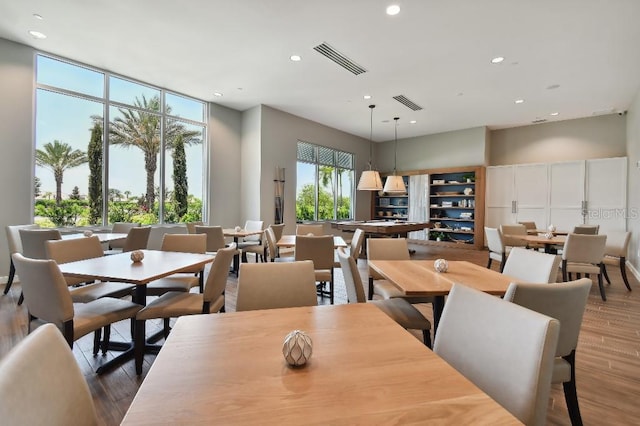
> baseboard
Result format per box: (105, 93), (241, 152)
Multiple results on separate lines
(627, 260), (640, 282)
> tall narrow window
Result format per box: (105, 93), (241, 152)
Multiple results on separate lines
(296, 141), (354, 221)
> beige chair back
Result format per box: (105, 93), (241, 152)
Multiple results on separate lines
(236, 261), (318, 311)
(518, 221), (537, 231)
(561, 234), (607, 264)
(6, 224), (40, 255)
(19, 228), (62, 259)
(185, 221), (204, 234)
(349, 228), (365, 259)
(110, 222), (141, 249)
(46, 235), (104, 287)
(161, 234), (207, 274)
(0, 324), (98, 425)
(604, 230), (631, 258)
(195, 225), (226, 252)
(572, 224), (599, 235)
(243, 220), (264, 242)
(367, 238), (410, 280)
(484, 227), (504, 256)
(338, 250), (366, 303)
(502, 247), (561, 283)
(434, 284), (559, 426)
(203, 244), (237, 304)
(146, 225), (188, 250)
(264, 227), (278, 261)
(12, 254), (74, 327)
(294, 235), (334, 270)
(270, 223), (285, 241)
(504, 278), (591, 357)
(500, 224), (528, 248)
(122, 226), (151, 252)
(296, 224), (324, 236)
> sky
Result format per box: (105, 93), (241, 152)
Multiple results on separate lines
(34, 55), (205, 200)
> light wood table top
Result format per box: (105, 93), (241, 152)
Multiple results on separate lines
(332, 220), (431, 235)
(516, 234), (566, 246)
(62, 232), (128, 243)
(527, 229), (569, 236)
(277, 234), (347, 248)
(368, 260), (516, 297)
(121, 303), (518, 425)
(222, 228), (264, 239)
(58, 249), (214, 285)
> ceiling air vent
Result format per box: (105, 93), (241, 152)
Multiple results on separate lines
(393, 95), (423, 111)
(531, 118), (547, 124)
(313, 42), (367, 75)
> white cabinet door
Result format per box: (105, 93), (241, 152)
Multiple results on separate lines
(514, 163), (548, 227)
(485, 166), (515, 228)
(585, 157), (627, 232)
(548, 161), (585, 231)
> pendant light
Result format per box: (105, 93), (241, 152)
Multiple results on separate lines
(383, 117), (407, 193)
(357, 104), (383, 191)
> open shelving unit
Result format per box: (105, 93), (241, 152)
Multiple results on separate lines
(372, 176), (409, 221)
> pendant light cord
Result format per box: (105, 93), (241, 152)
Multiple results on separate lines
(393, 117), (399, 174)
(368, 104), (375, 170)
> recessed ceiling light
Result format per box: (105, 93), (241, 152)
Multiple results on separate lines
(363, 95), (372, 100)
(386, 5), (400, 15)
(290, 55), (301, 62)
(514, 99), (524, 104)
(491, 56), (504, 64)
(550, 112), (559, 116)
(213, 92), (223, 97)
(409, 120), (417, 124)
(33, 14), (43, 20)
(28, 30), (46, 39)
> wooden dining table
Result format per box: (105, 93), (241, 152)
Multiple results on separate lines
(58, 249), (215, 374)
(223, 228), (265, 274)
(515, 234), (567, 253)
(121, 303), (518, 425)
(276, 234), (347, 248)
(367, 260), (517, 335)
(61, 232), (128, 243)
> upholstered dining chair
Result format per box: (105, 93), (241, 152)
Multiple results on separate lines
(502, 247), (561, 283)
(3, 223), (39, 296)
(103, 226), (151, 255)
(338, 250), (432, 347)
(484, 227), (507, 272)
(147, 233), (208, 296)
(367, 238), (432, 304)
(269, 223), (291, 258)
(134, 245), (238, 373)
(518, 221), (538, 232)
(108, 222), (141, 250)
(17, 228), (62, 305)
(295, 235), (335, 304)
(334, 228), (364, 267)
(264, 227), (291, 263)
(500, 224), (528, 249)
(185, 221), (204, 234)
(602, 230), (632, 291)
(46, 236), (136, 303)
(561, 233), (607, 300)
(572, 224), (599, 235)
(12, 253), (141, 358)
(296, 224), (324, 236)
(195, 225), (227, 253)
(0, 324), (98, 425)
(434, 284), (559, 426)
(236, 261), (317, 311)
(504, 278), (591, 426)
(237, 220), (264, 262)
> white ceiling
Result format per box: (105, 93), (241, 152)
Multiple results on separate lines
(1, 0), (639, 141)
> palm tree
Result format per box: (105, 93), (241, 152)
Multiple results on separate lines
(93, 95), (201, 210)
(35, 140), (88, 204)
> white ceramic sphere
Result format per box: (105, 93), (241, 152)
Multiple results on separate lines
(547, 224), (556, 232)
(283, 330), (313, 367)
(130, 250), (145, 263)
(234, 226), (242, 232)
(434, 258), (449, 273)
(83, 230), (93, 237)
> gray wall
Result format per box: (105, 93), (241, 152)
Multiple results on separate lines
(489, 114), (627, 165)
(375, 126), (488, 173)
(240, 105), (262, 225)
(626, 90), (640, 275)
(0, 39), (35, 278)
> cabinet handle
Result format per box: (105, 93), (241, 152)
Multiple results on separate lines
(512, 200), (517, 214)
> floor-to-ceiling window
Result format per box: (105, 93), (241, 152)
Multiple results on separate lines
(34, 54), (207, 227)
(295, 141), (354, 221)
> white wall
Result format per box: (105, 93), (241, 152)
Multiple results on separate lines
(208, 103), (242, 227)
(259, 105), (372, 234)
(626, 90), (640, 275)
(489, 114), (627, 165)
(240, 106), (262, 225)
(375, 126), (488, 173)
(0, 39), (34, 278)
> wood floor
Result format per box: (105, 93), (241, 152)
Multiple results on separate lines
(1, 243), (639, 425)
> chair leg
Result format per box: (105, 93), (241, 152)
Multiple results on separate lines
(163, 318), (171, 339)
(368, 277), (374, 300)
(562, 260), (568, 282)
(101, 325), (111, 355)
(93, 329), (102, 355)
(620, 257), (632, 291)
(422, 329), (432, 349)
(17, 291), (24, 305)
(3, 260), (15, 294)
(329, 281), (334, 305)
(602, 264), (611, 284)
(486, 258), (492, 269)
(597, 265), (606, 301)
(562, 351), (583, 426)
(134, 319), (146, 375)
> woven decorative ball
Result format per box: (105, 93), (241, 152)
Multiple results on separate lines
(283, 330), (313, 367)
(83, 230), (93, 237)
(130, 250), (144, 263)
(547, 224), (556, 233)
(434, 258), (449, 273)
(234, 226), (242, 232)
(543, 232), (554, 239)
